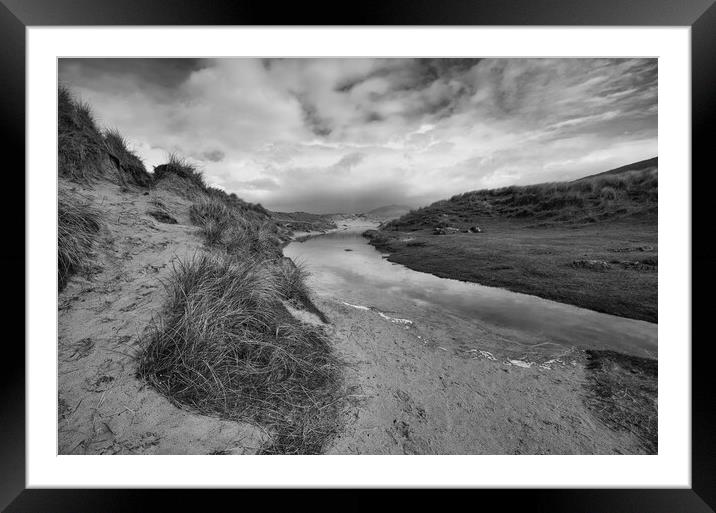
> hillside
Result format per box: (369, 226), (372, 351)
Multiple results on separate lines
(271, 210), (337, 234)
(573, 157), (657, 182)
(57, 87), (342, 455)
(365, 204), (412, 221)
(384, 159), (658, 232)
(366, 158), (658, 323)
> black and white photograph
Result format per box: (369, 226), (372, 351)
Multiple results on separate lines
(57, 57), (658, 456)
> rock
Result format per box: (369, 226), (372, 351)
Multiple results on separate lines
(433, 226), (460, 235)
(572, 259), (611, 271)
(468, 226), (482, 233)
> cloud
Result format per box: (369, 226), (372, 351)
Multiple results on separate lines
(333, 152), (365, 170)
(233, 177), (280, 191)
(195, 149), (226, 162)
(59, 57), (657, 213)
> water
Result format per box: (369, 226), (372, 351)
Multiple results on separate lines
(284, 223), (657, 360)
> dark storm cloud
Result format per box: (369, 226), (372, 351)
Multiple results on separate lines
(58, 58), (657, 213)
(295, 94), (332, 137)
(335, 58), (481, 94)
(196, 149), (226, 162)
(59, 58), (207, 90)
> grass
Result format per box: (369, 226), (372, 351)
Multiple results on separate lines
(58, 89), (343, 452)
(583, 350), (657, 453)
(103, 128), (153, 187)
(272, 211), (337, 234)
(371, 159), (658, 323)
(386, 162), (657, 231)
(137, 253), (341, 454)
(153, 154), (207, 191)
(58, 188), (102, 290)
(58, 86), (105, 183)
(190, 195), (281, 259)
(59, 86), (152, 187)
(140, 172), (340, 453)
(366, 220), (657, 323)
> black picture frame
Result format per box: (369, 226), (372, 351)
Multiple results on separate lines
(3, 0), (713, 511)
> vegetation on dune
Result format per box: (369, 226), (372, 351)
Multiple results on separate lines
(58, 86), (105, 183)
(103, 128), (153, 187)
(151, 155), (269, 216)
(385, 163), (658, 231)
(58, 188), (102, 290)
(139, 157), (341, 454)
(190, 195), (281, 258)
(153, 153), (207, 191)
(59, 86), (152, 187)
(137, 253), (341, 454)
(58, 86), (341, 453)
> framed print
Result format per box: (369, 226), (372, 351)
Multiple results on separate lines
(4, 0), (715, 510)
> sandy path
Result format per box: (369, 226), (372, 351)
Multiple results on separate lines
(58, 181), (265, 454)
(321, 298), (644, 454)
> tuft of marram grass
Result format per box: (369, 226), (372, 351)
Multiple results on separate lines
(153, 154), (207, 190)
(137, 252), (342, 454)
(103, 128), (153, 187)
(58, 188), (102, 290)
(190, 196), (281, 259)
(58, 86), (105, 183)
(59, 86), (153, 188)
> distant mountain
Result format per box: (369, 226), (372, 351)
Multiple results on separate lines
(383, 158), (658, 231)
(365, 204), (412, 220)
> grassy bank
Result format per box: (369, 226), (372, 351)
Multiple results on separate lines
(139, 161), (342, 454)
(387, 159), (657, 230)
(370, 161), (657, 323)
(58, 187), (102, 290)
(365, 220), (657, 323)
(272, 211), (338, 235)
(59, 86), (342, 454)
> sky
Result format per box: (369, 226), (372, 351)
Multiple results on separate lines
(59, 58), (657, 213)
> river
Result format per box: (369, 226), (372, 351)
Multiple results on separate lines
(284, 222), (657, 361)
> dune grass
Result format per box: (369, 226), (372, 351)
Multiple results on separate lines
(58, 189), (102, 290)
(103, 128), (153, 187)
(139, 163), (341, 453)
(190, 195), (282, 259)
(137, 252), (341, 454)
(58, 86), (105, 183)
(58, 85), (343, 453)
(154, 154), (207, 191)
(59, 86), (152, 187)
(386, 164), (658, 231)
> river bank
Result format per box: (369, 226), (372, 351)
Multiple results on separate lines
(364, 219), (658, 323)
(316, 296), (653, 454)
(285, 226), (657, 453)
